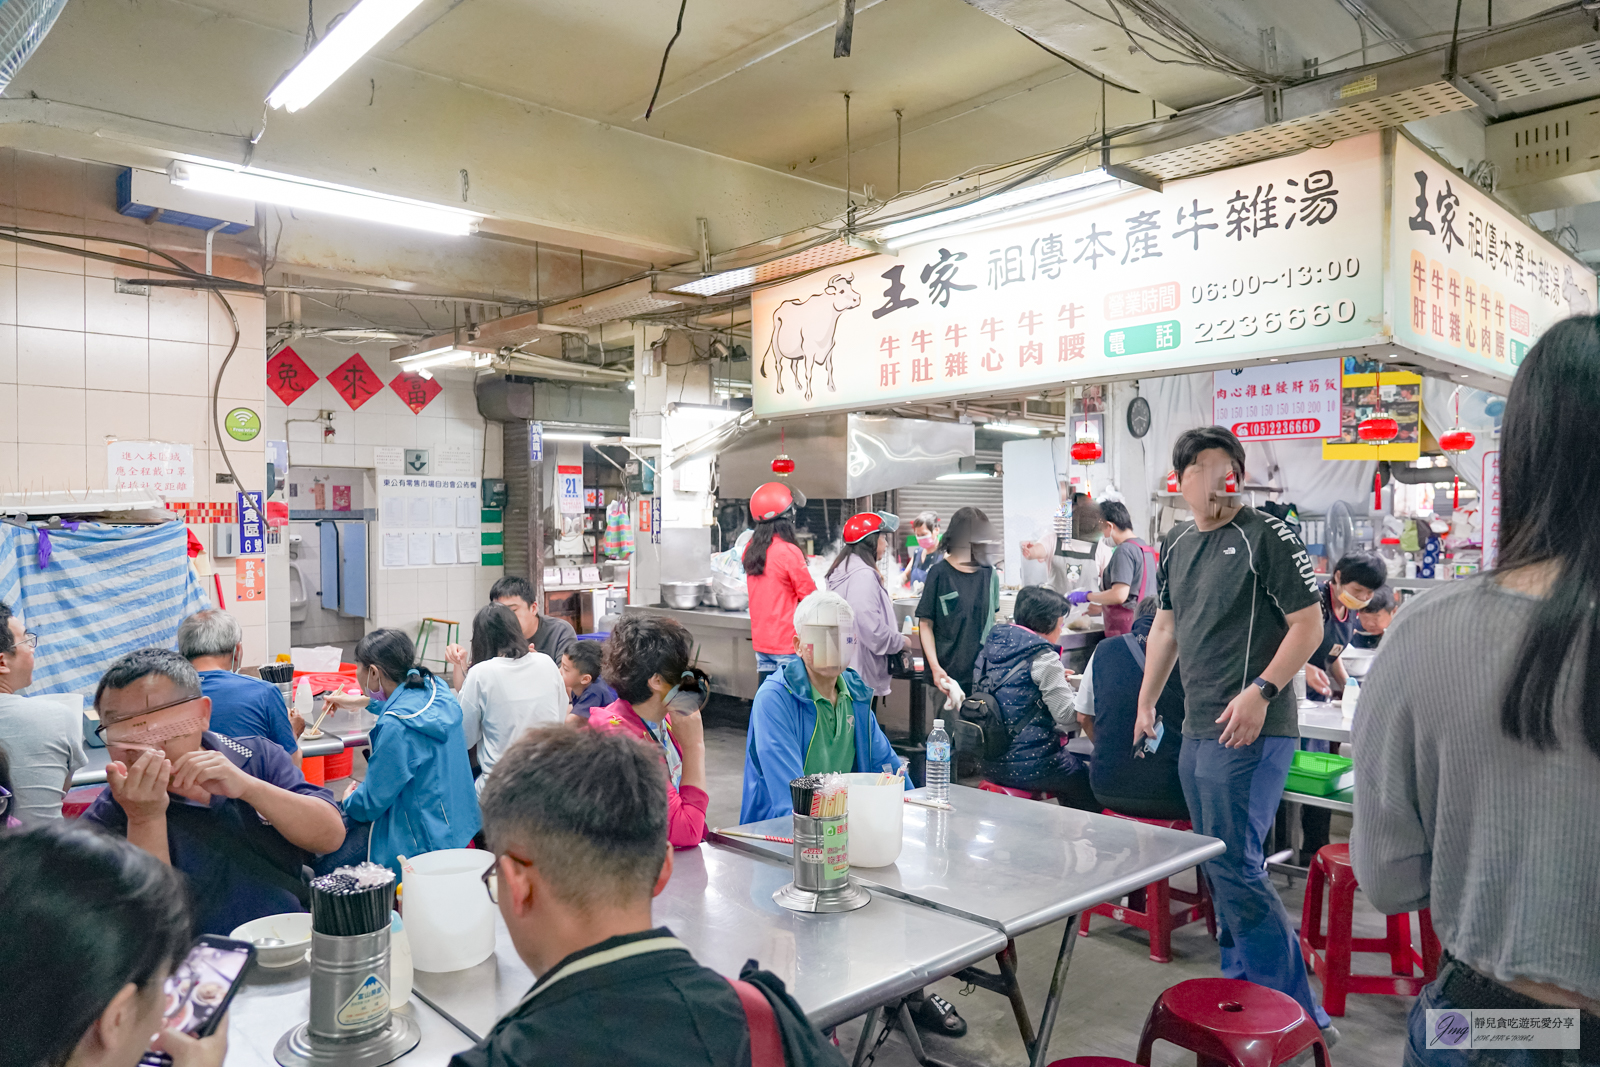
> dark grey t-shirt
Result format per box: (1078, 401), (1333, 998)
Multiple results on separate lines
(1102, 538), (1149, 606)
(1158, 508), (1319, 739)
(531, 613), (578, 664)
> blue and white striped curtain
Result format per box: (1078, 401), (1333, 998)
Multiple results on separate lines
(0, 522), (209, 697)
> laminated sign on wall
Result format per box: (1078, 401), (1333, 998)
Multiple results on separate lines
(377, 475), (481, 570)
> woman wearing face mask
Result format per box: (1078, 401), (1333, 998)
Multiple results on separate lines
(901, 511), (943, 587)
(585, 614), (710, 848)
(321, 628), (480, 875)
(0, 823), (227, 1067)
(1296, 552), (1386, 864)
(915, 506), (1002, 697)
(1303, 553), (1387, 702)
(827, 512), (910, 704)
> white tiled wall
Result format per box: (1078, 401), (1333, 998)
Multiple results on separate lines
(0, 150), (271, 663)
(263, 337), (505, 658)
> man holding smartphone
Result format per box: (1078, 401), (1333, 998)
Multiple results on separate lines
(1134, 427), (1334, 1039)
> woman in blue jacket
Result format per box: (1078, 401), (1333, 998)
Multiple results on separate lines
(324, 628), (480, 874)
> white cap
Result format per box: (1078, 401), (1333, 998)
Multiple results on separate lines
(933, 718), (944, 729)
(793, 589), (854, 630)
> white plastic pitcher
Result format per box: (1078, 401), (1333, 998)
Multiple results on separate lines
(842, 772), (904, 867)
(401, 849), (496, 972)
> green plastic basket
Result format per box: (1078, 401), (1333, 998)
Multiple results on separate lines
(1285, 751), (1354, 796)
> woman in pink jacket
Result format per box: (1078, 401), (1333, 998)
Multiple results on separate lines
(585, 614), (708, 848)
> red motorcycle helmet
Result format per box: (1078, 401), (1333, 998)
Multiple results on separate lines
(750, 482), (806, 522)
(842, 511), (901, 544)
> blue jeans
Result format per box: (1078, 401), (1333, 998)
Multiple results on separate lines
(1180, 735), (1332, 1028)
(1404, 977), (1596, 1067)
(755, 652), (796, 691)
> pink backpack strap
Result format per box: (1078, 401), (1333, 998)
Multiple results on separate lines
(728, 978), (786, 1067)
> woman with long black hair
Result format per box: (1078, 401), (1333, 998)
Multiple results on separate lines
(743, 482), (817, 690)
(0, 823), (225, 1067)
(1355, 315), (1600, 1063)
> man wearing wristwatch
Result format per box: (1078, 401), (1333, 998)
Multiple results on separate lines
(1135, 427), (1335, 1042)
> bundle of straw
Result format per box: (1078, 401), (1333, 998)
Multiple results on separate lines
(788, 773), (848, 817)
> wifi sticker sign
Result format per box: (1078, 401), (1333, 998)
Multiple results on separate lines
(225, 408), (261, 442)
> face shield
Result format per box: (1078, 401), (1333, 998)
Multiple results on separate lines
(796, 595), (855, 670)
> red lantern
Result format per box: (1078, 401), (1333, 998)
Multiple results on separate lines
(1357, 417), (1399, 443)
(1439, 428), (1476, 507)
(1223, 470), (1239, 494)
(770, 427), (795, 476)
(1070, 440), (1102, 463)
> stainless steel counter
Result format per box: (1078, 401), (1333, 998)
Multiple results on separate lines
(625, 603), (760, 698)
(223, 957), (473, 1066)
(411, 843), (1005, 1037)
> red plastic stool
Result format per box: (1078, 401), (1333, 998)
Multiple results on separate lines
(1299, 843), (1440, 1016)
(1046, 1058), (1142, 1067)
(978, 780), (1057, 802)
(61, 784), (105, 819)
(1136, 978), (1329, 1067)
(1079, 810), (1215, 962)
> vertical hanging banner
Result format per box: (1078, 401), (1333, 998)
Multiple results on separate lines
(237, 492), (264, 556)
(528, 422), (544, 463)
(329, 353), (382, 410)
(1482, 451), (1501, 569)
(1392, 137), (1595, 374)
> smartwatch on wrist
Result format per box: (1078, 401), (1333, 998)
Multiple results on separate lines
(1251, 676), (1280, 700)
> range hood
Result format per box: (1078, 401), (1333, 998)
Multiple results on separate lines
(718, 415), (973, 500)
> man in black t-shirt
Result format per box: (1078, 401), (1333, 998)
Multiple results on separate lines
(1135, 427), (1335, 1039)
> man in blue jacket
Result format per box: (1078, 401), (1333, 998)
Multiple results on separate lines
(740, 591), (965, 1039)
(741, 590), (906, 823)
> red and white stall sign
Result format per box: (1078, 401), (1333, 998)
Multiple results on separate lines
(235, 557), (266, 601)
(1213, 358), (1342, 441)
(1482, 451), (1500, 568)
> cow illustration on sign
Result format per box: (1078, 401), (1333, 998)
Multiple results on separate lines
(760, 274), (861, 400)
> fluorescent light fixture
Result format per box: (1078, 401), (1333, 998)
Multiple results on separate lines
(984, 421), (1042, 436)
(668, 266), (756, 298)
(169, 160), (480, 235)
(540, 431), (605, 443)
(880, 171), (1124, 249)
(267, 0), (427, 113)
(396, 345), (489, 373)
(936, 471), (998, 481)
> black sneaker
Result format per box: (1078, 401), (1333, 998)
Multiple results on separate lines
(911, 993), (968, 1038)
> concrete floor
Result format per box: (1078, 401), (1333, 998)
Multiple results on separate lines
(699, 718), (1414, 1067)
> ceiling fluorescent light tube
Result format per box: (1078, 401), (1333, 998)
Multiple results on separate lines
(396, 346), (476, 372)
(668, 266), (756, 298)
(540, 432), (606, 443)
(985, 421), (1042, 435)
(169, 160), (479, 235)
(936, 471), (997, 481)
(267, 0), (427, 113)
(882, 172), (1124, 249)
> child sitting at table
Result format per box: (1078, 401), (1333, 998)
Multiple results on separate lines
(561, 641), (615, 725)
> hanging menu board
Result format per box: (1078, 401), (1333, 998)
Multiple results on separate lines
(376, 475), (480, 569)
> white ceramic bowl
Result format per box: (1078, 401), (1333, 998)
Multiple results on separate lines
(229, 912), (313, 968)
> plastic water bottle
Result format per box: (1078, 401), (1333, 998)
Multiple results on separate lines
(925, 719), (952, 805)
(1341, 678), (1360, 719)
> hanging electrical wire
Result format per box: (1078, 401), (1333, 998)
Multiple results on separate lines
(645, 0), (689, 120)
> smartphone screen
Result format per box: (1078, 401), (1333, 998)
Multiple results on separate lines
(141, 935), (254, 1064)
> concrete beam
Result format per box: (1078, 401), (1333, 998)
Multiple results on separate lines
(8, 0), (844, 266)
